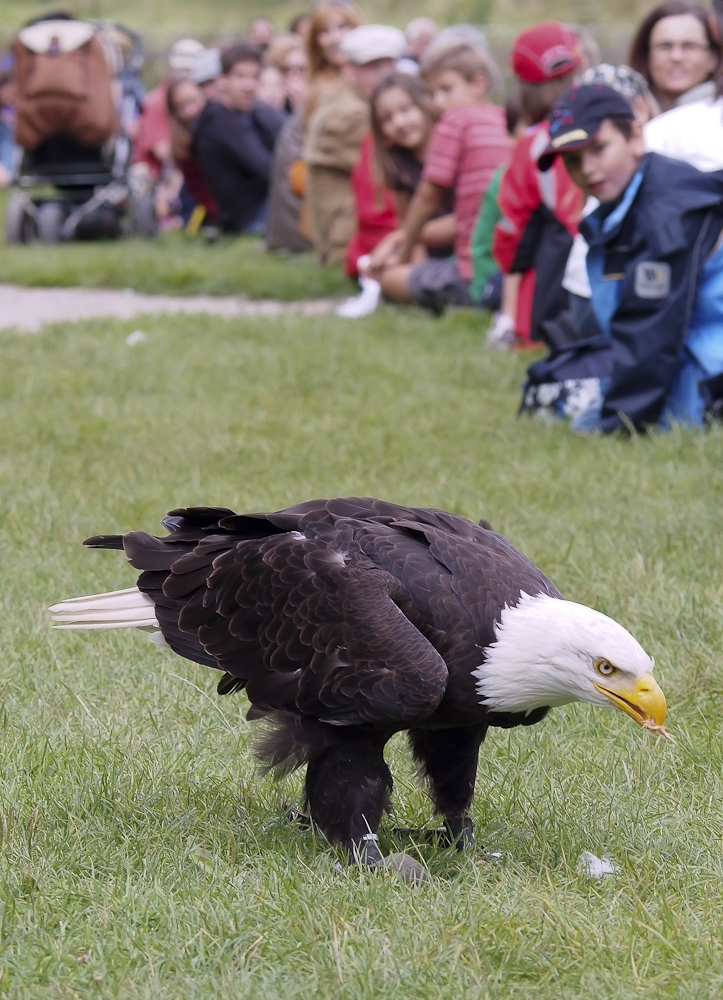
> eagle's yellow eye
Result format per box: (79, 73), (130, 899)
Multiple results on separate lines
(595, 658), (616, 676)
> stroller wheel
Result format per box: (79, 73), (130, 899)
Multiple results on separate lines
(37, 202), (65, 244)
(6, 192), (35, 244)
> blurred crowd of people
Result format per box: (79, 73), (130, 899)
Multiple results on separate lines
(3, 1), (723, 433)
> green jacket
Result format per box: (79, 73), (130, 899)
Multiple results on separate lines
(470, 165), (503, 302)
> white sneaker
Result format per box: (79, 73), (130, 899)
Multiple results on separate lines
(335, 275), (382, 319)
(485, 312), (515, 351)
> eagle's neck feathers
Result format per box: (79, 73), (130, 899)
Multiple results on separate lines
(472, 592), (653, 714)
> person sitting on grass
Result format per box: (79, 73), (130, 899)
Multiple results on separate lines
(337, 72), (456, 318)
(133, 39), (204, 182)
(192, 48), (223, 102)
(537, 82), (723, 433)
(0, 62), (18, 188)
(264, 37), (312, 255)
(247, 17), (276, 53)
(166, 78), (220, 231)
(264, 33), (310, 115)
(192, 43), (285, 235)
(470, 92), (528, 349)
(303, 25), (406, 266)
(334, 129), (398, 317)
(492, 22), (584, 347)
(257, 64), (288, 111)
(391, 41), (511, 314)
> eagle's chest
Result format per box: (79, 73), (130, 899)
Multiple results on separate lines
(419, 661), (491, 728)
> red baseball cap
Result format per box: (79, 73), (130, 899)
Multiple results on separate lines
(512, 22), (582, 83)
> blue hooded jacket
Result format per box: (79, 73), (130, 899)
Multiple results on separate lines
(580, 152), (723, 432)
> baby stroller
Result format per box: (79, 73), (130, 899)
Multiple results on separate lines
(5, 15), (155, 243)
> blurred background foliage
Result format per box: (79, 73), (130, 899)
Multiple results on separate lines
(0, 0), (658, 29)
(0, 0), (656, 88)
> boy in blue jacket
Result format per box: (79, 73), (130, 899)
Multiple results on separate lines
(537, 83), (723, 433)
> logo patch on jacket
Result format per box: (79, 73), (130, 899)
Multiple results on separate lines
(634, 261), (671, 299)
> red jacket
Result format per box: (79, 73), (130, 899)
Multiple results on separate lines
(493, 122), (582, 342)
(345, 133), (397, 279)
(177, 155), (220, 224)
(132, 82), (170, 178)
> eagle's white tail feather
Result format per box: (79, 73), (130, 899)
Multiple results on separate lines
(50, 587), (148, 610)
(49, 586), (159, 631)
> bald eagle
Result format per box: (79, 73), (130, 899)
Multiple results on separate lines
(50, 497), (666, 871)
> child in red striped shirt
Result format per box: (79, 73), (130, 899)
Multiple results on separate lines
(391, 42), (511, 314)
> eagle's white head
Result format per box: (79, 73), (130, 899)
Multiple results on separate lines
(473, 593), (667, 728)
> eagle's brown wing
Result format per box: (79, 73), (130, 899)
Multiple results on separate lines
(85, 498), (560, 727)
(107, 510), (449, 725)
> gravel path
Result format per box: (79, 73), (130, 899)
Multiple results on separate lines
(0, 284), (337, 333)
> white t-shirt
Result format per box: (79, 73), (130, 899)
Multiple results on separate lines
(644, 98), (723, 172)
(562, 197), (598, 298)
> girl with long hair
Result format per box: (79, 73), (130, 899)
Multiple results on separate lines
(337, 73), (454, 315)
(302, 1), (361, 126)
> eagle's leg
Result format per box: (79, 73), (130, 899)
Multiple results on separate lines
(304, 729), (392, 866)
(407, 726), (488, 850)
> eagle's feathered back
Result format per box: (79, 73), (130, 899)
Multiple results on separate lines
(78, 497), (560, 729)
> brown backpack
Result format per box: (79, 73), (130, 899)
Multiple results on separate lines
(13, 20), (119, 151)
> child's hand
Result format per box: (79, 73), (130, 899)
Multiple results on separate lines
(368, 230), (404, 275)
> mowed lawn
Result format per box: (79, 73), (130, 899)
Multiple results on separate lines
(1, 303), (723, 999)
(0, 229), (353, 300)
(0, 190), (353, 299)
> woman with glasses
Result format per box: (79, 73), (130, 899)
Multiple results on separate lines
(629, 1), (721, 111)
(264, 34), (310, 114)
(264, 35), (312, 252)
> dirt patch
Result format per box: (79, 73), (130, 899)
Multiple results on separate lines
(0, 284), (337, 332)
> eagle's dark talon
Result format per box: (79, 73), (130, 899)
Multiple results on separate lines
(445, 816), (475, 851)
(351, 834), (385, 867)
(286, 806), (311, 829)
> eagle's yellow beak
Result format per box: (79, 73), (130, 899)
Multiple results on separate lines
(594, 672), (667, 727)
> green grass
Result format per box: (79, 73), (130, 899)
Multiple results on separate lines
(0, 197), (352, 299)
(1, 304), (723, 997)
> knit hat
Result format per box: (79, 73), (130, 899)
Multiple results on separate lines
(581, 62), (652, 104)
(512, 22), (581, 83)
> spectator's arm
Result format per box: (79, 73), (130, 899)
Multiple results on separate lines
(471, 170), (502, 292)
(398, 180), (444, 263)
(367, 229), (405, 277)
(599, 242), (715, 432)
(420, 213), (456, 248)
(392, 190), (411, 221)
(151, 138), (171, 165)
(253, 103), (286, 150)
(221, 121), (274, 181)
(501, 272), (522, 319)
(308, 106), (369, 173)
(492, 136), (541, 274)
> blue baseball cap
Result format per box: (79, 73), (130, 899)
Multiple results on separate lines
(537, 83), (635, 172)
